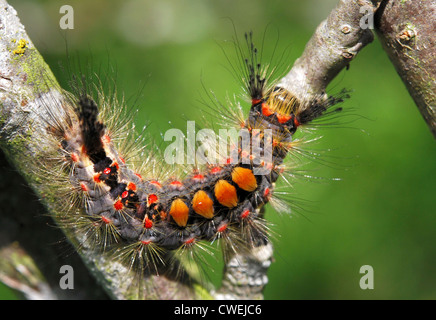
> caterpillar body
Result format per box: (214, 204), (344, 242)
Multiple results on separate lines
(34, 32), (347, 297)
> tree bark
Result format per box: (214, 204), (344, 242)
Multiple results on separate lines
(374, 0), (436, 138)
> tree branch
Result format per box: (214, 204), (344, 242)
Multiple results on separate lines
(374, 0), (436, 138)
(277, 0), (378, 101)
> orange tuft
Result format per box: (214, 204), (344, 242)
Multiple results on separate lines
(169, 180), (184, 190)
(192, 174), (205, 182)
(184, 237), (195, 245)
(231, 167), (257, 192)
(159, 210), (167, 220)
(141, 239), (152, 245)
(143, 216), (153, 229)
(252, 98), (262, 105)
(192, 190), (214, 219)
(169, 198), (190, 227)
(80, 182), (88, 192)
(93, 174), (101, 183)
(217, 222), (228, 233)
(293, 116), (300, 127)
(102, 134), (111, 144)
(149, 180), (161, 188)
(71, 153), (79, 163)
(241, 209), (250, 219)
(210, 166), (222, 174)
(214, 180), (238, 208)
(276, 113), (292, 124)
(147, 194), (158, 206)
(127, 182), (137, 191)
(261, 103), (274, 117)
(114, 200), (123, 211)
(101, 216), (111, 224)
(263, 187), (271, 199)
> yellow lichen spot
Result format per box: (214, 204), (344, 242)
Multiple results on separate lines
(12, 39), (28, 56)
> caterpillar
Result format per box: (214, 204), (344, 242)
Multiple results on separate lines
(27, 30), (349, 298)
(3, 0), (436, 302)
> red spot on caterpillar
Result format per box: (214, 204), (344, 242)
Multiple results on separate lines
(192, 174), (205, 182)
(102, 134), (111, 144)
(217, 222), (228, 233)
(150, 180), (162, 188)
(141, 239), (152, 245)
(252, 98), (262, 105)
(277, 114), (292, 124)
(121, 191), (129, 199)
(143, 216), (153, 229)
(263, 187), (271, 199)
(192, 190), (214, 219)
(135, 173), (143, 180)
(101, 216), (111, 224)
(272, 139), (279, 147)
(210, 166), (222, 174)
(241, 209), (250, 219)
(127, 182), (137, 191)
(114, 200), (123, 211)
(93, 174), (101, 183)
(147, 194), (158, 206)
(231, 167), (257, 192)
(214, 180), (238, 208)
(169, 180), (184, 191)
(294, 116), (300, 127)
(169, 198), (189, 227)
(119, 157), (126, 164)
(261, 103), (274, 117)
(113, 162), (119, 170)
(103, 167), (111, 175)
(71, 153), (79, 163)
(184, 237), (195, 245)
(80, 182), (88, 192)
(159, 210), (167, 220)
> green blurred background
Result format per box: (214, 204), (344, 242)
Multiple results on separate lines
(2, 0), (435, 300)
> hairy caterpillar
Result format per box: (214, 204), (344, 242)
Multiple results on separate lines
(2, 0), (436, 301)
(0, 0), (352, 296)
(22, 28), (349, 299)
